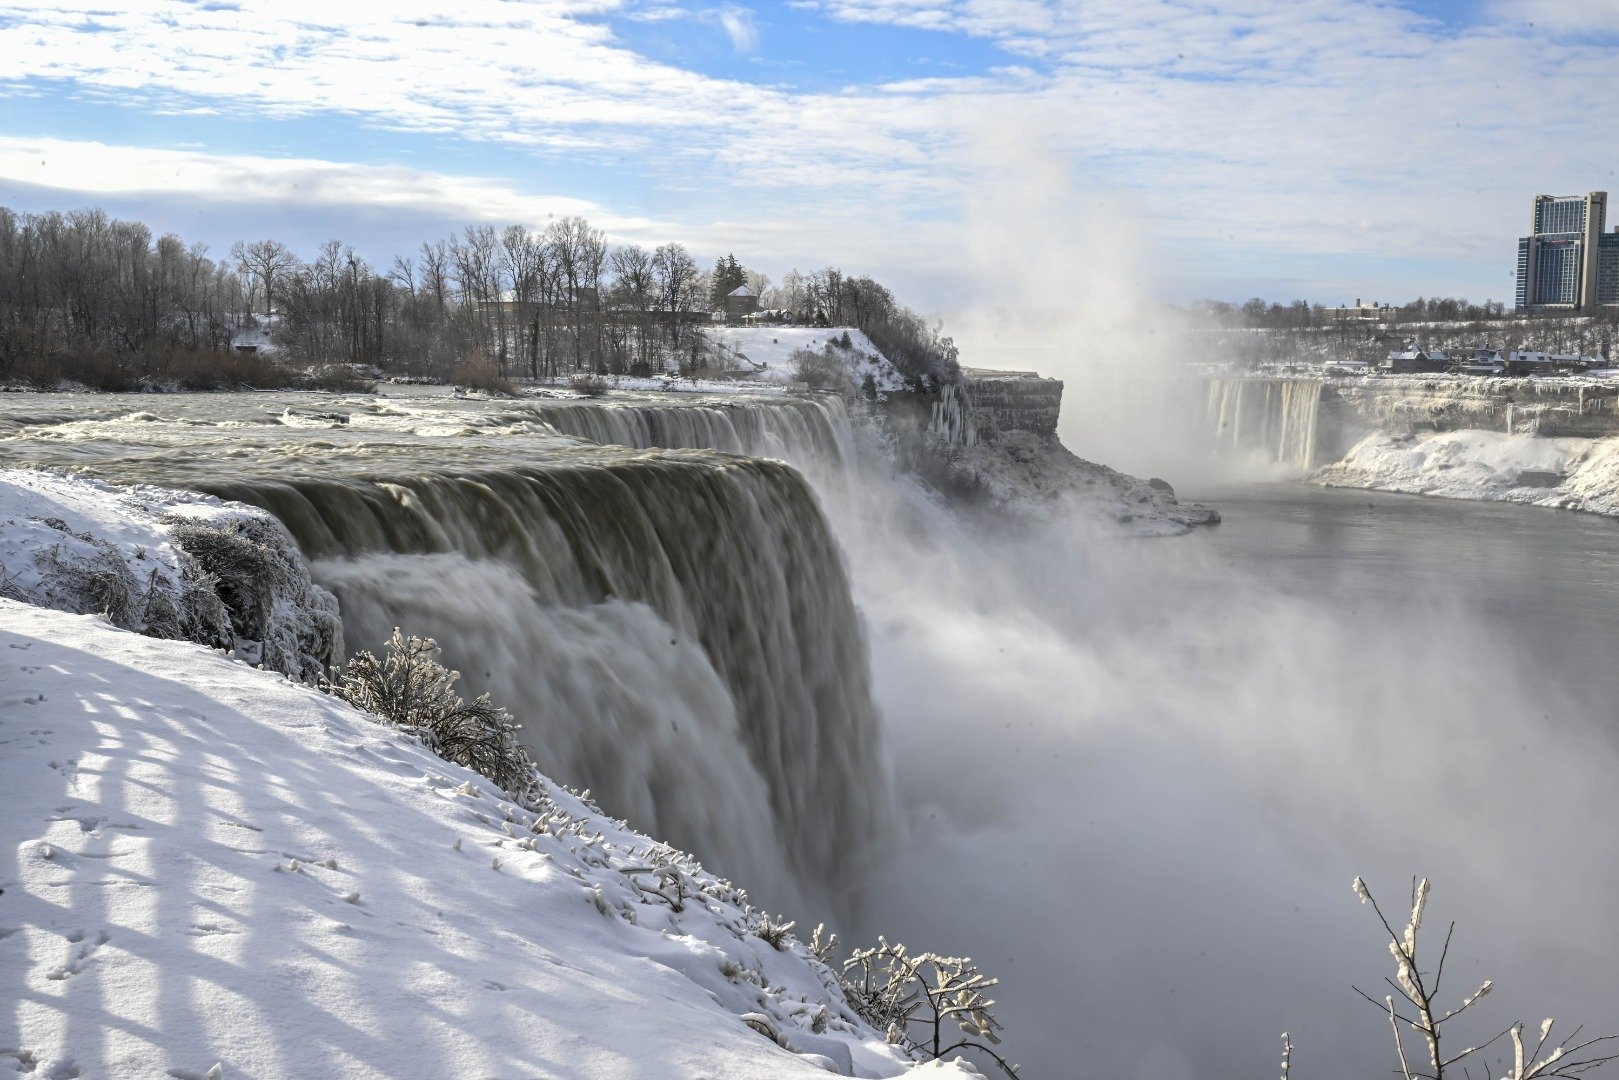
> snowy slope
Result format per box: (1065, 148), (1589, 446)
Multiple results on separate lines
(1312, 430), (1619, 517)
(707, 328), (905, 393)
(0, 599), (963, 1079)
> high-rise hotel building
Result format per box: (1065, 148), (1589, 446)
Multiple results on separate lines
(1516, 192), (1619, 312)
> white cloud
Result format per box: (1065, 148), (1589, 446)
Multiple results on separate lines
(0, 136), (662, 237)
(712, 4), (760, 51)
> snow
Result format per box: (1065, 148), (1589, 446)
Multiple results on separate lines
(706, 328), (907, 393)
(1312, 429), (1619, 517)
(0, 469), (338, 682)
(0, 598), (968, 1078)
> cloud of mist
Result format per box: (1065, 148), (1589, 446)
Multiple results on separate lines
(831, 122), (1619, 1077)
(832, 462), (1619, 1078)
(941, 114), (1248, 485)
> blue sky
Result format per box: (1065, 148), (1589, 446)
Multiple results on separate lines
(1, 0), (1617, 311)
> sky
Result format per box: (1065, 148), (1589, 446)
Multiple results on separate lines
(1, 0), (1617, 310)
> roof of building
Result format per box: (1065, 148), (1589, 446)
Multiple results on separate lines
(727, 285), (757, 298)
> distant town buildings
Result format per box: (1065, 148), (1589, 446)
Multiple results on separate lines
(1323, 299), (1395, 321)
(1515, 192), (1619, 313)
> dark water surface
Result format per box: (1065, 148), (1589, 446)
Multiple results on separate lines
(1183, 482), (1619, 721)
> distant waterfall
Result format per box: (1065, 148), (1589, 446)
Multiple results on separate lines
(202, 449), (887, 912)
(1207, 378), (1323, 471)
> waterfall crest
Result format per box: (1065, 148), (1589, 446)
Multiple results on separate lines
(529, 395), (854, 474)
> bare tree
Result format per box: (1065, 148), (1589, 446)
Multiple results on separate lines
(230, 238), (295, 318)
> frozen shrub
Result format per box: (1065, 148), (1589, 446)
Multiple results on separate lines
(167, 515), (338, 681)
(840, 937), (1017, 1077)
(38, 546), (142, 630)
(753, 912), (795, 951)
(331, 629), (541, 804)
(789, 347), (854, 396)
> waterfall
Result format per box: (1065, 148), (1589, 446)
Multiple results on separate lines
(0, 389), (889, 913)
(1207, 378), (1322, 471)
(201, 451), (888, 912)
(528, 395), (855, 477)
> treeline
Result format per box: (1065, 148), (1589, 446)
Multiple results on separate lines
(0, 205), (959, 391)
(1190, 295), (1519, 329)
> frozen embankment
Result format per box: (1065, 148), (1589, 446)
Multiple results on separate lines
(0, 475), (968, 1080)
(0, 469), (339, 682)
(1312, 429), (1619, 516)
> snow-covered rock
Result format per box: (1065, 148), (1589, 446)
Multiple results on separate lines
(1312, 429), (1619, 517)
(921, 430), (1219, 536)
(0, 469), (339, 681)
(0, 599), (962, 1078)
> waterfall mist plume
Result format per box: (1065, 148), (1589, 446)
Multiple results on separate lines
(942, 119), (1303, 485)
(827, 129), (1619, 1075)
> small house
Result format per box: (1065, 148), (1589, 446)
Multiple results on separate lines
(723, 285), (759, 323)
(1382, 342), (1450, 373)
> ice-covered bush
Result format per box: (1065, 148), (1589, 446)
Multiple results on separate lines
(167, 515), (340, 683)
(840, 937), (1018, 1076)
(330, 629), (541, 804)
(789, 346), (855, 396)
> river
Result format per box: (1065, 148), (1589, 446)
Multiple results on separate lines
(1183, 482), (1619, 716)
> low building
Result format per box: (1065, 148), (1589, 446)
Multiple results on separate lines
(1383, 343), (1451, 373)
(723, 285), (759, 322)
(1504, 350), (1591, 376)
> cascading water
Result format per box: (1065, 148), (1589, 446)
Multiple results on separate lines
(0, 389), (889, 916)
(526, 395), (855, 474)
(212, 456), (884, 910)
(1206, 377), (1323, 471)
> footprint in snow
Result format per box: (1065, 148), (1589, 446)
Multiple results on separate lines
(44, 930), (109, 981)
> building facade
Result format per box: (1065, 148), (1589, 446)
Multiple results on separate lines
(1599, 231), (1619, 309)
(1516, 192), (1611, 312)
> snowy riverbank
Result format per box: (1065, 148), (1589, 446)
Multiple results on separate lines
(0, 597), (958, 1079)
(1311, 429), (1619, 517)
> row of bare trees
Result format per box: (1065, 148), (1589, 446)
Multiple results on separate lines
(0, 204), (961, 390)
(0, 207), (247, 373)
(228, 218), (710, 379)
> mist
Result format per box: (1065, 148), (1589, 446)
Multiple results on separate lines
(832, 130), (1619, 1077)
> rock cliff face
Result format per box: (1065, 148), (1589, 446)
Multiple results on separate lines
(1324, 376), (1619, 439)
(962, 370), (1065, 442)
(914, 369), (1216, 532)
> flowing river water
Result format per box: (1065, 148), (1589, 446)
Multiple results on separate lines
(6, 386), (1619, 1078)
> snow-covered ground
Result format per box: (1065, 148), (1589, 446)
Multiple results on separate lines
(0, 473), (975, 1080)
(0, 602), (939, 1078)
(1312, 429), (1619, 517)
(707, 328), (906, 393)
